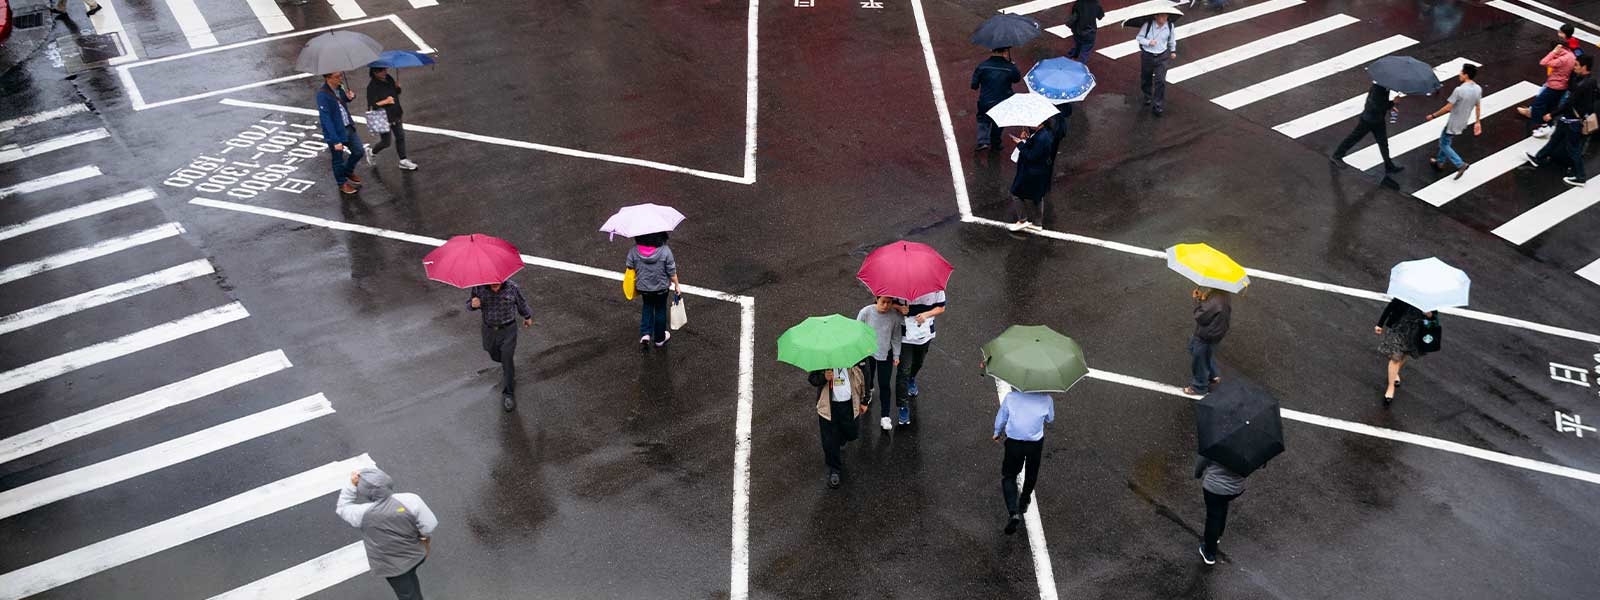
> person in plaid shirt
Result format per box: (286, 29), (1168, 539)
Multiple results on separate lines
(468, 279), (533, 412)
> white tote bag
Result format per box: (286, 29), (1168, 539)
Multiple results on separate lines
(669, 294), (688, 330)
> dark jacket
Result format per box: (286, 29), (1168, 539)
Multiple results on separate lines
(1010, 127), (1057, 201)
(1068, 0), (1104, 34)
(1359, 84), (1393, 123)
(1376, 298), (1425, 328)
(971, 56), (1022, 110)
(316, 83), (355, 146)
(1554, 71), (1599, 119)
(366, 75), (403, 122)
(1193, 291), (1232, 343)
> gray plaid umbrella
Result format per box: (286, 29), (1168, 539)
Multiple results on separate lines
(295, 31), (383, 75)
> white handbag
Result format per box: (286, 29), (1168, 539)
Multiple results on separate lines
(669, 294), (688, 330)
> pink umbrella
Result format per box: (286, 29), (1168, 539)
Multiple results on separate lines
(599, 203), (686, 241)
(856, 241), (954, 300)
(422, 234), (524, 288)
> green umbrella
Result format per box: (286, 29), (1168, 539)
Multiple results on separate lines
(777, 314), (878, 372)
(981, 325), (1089, 393)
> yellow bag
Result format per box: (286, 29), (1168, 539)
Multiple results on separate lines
(623, 268), (637, 300)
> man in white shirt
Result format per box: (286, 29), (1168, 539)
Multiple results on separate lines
(1137, 13), (1178, 116)
(337, 468), (439, 600)
(895, 291), (947, 426)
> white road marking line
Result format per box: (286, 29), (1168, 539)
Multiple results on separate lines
(161, 0), (218, 48)
(0, 350), (290, 465)
(994, 379), (1059, 600)
(911, 1), (972, 218)
(1345, 81), (1541, 170)
(742, 0), (759, 184)
(0, 188), (155, 242)
(1506, 0), (1600, 32)
(242, 0), (293, 34)
(1487, 0), (1600, 45)
(0, 105), (89, 133)
(0, 303), (249, 396)
(1491, 186), (1600, 244)
(0, 394), (333, 520)
(217, 99), (753, 185)
(0, 455), (374, 600)
(1000, 0), (1074, 15)
(1576, 257), (1600, 286)
(1413, 136), (1544, 207)
(0, 128), (112, 164)
(961, 215), (1600, 344)
(0, 259), (214, 336)
(0, 222), (185, 286)
(1084, 368), (1600, 485)
(1167, 14), (1359, 83)
(1212, 35), (1417, 110)
(407, 0), (440, 7)
(88, 0), (137, 65)
(0, 166), (102, 199)
(1044, 0), (1175, 38)
(1272, 58), (1476, 138)
(208, 542), (368, 600)
(327, 0), (366, 20)
(1100, 0), (1303, 59)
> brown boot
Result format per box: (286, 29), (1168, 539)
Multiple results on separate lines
(347, 173), (363, 185)
(339, 183), (358, 194)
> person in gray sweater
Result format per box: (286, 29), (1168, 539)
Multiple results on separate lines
(1184, 287), (1232, 396)
(626, 232), (681, 349)
(856, 296), (906, 431)
(336, 468), (438, 599)
(1194, 456), (1246, 565)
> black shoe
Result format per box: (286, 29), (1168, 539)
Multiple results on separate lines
(86, 4), (102, 14)
(1428, 157), (1442, 172)
(1153, 108), (1165, 117)
(976, 143), (990, 152)
(1004, 514), (1021, 535)
(1455, 163), (1470, 180)
(1199, 545), (1217, 565)
(1382, 394), (1393, 406)
(1384, 164), (1405, 173)
(502, 393), (516, 412)
(827, 472), (841, 489)
(1330, 153), (1345, 163)
(1018, 498), (1031, 515)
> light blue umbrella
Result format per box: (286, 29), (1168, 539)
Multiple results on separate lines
(1025, 58), (1095, 104)
(369, 50), (436, 69)
(1386, 257), (1470, 311)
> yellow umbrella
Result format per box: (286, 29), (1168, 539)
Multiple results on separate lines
(1166, 243), (1249, 292)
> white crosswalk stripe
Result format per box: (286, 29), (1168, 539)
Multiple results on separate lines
(1213, 35), (1417, 109)
(1343, 81), (1542, 170)
(243, 0), (294, 34)
(0, 166), (101, 198)
(1486, 0), (1600, 45)
(1272, 59), (1477, 138)
(0, 259), (215, 335)
(162, 0), (219, 48)
(1412, 136), (1545, 207)
(1044, 0), (1177, 38)
(327, 0), (367, 20)
(0, 222), (185, 285)
(0, 188), (156, 242)
(0, 105), (89, 133)
(1492, 186), (1600, 244)
(1099, 0), (1303, 59)
(1578, 258), (1600, 285)
(209, 542), (368, 600)
(999, 0), (1075, 14)
(0, 303), (250, 396)
(1168, 14), (1359, 83)
(0, 129), (112, 165)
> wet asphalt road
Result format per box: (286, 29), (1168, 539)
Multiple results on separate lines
(3, 0), (1600, 598)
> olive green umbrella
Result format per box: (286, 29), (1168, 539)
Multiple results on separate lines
(777, 314), (879, 372)
(981, 325), (1089, 393)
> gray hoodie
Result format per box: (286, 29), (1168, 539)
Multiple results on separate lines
(855, 304), (904, 361)
(336, 468), (439, 578)
(626, 245), (677, 293)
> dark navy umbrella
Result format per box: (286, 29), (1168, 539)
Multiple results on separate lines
(369, 50), (436, 69)
(1195, 378), (1284, 476)
(1366, 56), (1441, 95)
(971, 14), (1041, 50)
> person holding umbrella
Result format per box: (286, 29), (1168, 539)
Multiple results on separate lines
(1333, 56), (1443, 173)
(1135, 11), (1178, 116)
(423, 234), (530, 412)
(366, 67), (417, 171)
(1193, 378), (1284, 565)
(982, 325), (1088, 536)
(779, 315), (877, 489)
(971, 47), (1023, 152)
(628, 232), (681, 349)
(856, 241), (954, 427)
(1195, 455), (1246, 565)
(318, 71), (367, 195)
(1165, 243), (1247, 396)
(1377, 257), (1466, 405)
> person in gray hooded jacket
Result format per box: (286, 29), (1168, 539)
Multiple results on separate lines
(626, 232), (682, 349)
(1194, 456), (1246, 565)
(336, 468), (438, 600)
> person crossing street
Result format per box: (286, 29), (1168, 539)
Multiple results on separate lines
(316, 71), (367, 194)
(1425, 64), (1483, 180)
(1137, 13), (1177, 116)
(336, 468), (438, 600)
(1527, 54), (1599, 187)
(971, 47), (1022, 151)
(468, 279), (533, 411)
(895, 291), (947, 425)
(1332, 83), (1405, 174)
(994, 386), (1054, 535)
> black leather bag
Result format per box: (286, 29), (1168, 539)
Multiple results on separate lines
(1416, 316), (1442, 354)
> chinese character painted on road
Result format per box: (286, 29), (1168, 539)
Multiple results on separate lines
(794, 0), (814, 6)
(861, 0), (884, 7)
(1550, 362), (1592, 387)
(1556, 411), (1597, 438)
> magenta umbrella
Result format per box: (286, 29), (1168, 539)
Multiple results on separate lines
(856, 241), (954, 300)
(599, 203), (686, 241)
(421, 234), (524, 288)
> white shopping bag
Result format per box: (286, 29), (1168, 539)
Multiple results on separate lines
(669, 295), (688, 330)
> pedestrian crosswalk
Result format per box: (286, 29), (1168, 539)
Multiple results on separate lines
(0, 105), (375, 598)
(71, 0), (447, 60)
(994, 0), (1600, 286)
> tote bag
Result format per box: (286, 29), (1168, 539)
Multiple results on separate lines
(365, 109), (391, 134)
(1416, 316), (1442, 354)
(669, 294), (688, 330)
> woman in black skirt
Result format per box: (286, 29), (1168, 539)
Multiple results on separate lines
(1374, 298), (1433, 405)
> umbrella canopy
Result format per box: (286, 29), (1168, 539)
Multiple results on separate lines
(1026, 58), (1096, 104)
(1386, 257), (1470, 311)
(987, 93), (1061, 128)
(296, 31), (383, 74)
(370, 50), (435, 69)
(1120, 2), (1186, 29)
(421, 234), (524, 288)
(981, 325), (1089, 393)
(777, 315), (879, 372)
(971, 14), (1041, 49)
(1166, 243), (1249, 292)
(599, 203), (686, 241)
(1366, 56), (1442, 96)
(1195, 378), (1284, 476)
(856, 241), (954, 300)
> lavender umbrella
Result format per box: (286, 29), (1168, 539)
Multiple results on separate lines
(599, 203), (686, 241)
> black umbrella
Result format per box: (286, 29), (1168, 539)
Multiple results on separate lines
(1195, 378), (1284, 476)
(971, 14), (1041, 50)
(1120, 1), (1187, 29)
(1366, 56), (1442, 96)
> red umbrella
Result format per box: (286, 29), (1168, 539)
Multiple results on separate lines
(422, 234), (524, 288)
(856, 241), (954, 300)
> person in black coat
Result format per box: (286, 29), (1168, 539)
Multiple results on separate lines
(1374, 298), (1434, 405)
(367, 67), (417, 171)
(972, 48), (1022, 151)
(1066, 0), (1104, 61)
(1331, 84), (1404, 174)
(1009, 123), (1057, 231)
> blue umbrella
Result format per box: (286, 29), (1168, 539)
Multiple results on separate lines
(369, 50), (436, 69)
(1025, 58), (1095, 104)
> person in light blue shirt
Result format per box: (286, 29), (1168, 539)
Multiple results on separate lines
(1136, 13), (1178, 116)
(992, 388), (1054, 535)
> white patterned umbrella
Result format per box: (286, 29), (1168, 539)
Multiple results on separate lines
(986, 93), (1060, 128)
(1386, 257), (1470, 311)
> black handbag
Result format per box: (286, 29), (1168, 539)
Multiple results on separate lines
(1416, 316), (1442, 354)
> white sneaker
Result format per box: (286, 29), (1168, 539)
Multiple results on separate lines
(1533, 126), (1554, 139)
(1008, 221), (1028, 232)
(364, 145), (376, 165)
(1024, 221), (1042, 231)
(1564, 176), (1586, 187)
(880, 417), (892, 431)
(398, 158), (418, 170)
(654, 330), (671, 347)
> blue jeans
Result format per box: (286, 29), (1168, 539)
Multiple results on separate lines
(1189, 336), (1219, 392)
(1068, 30), (1096, 60)
(328, 126), (365, 185)
(1529, 86), (1564, 133)
(1436, 130), (1464, 169)
(639, 290), (669, 343)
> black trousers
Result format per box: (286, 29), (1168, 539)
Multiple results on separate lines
(1203, 490), (1240, 555)
(385, 559), (424, 600)
(863, 355), (896, 418)
(1139, 51), (1170, 111)
(1333, 118), (1395, 167)
(373, 121), (408, 159)
(818, 400), (859, 473)
(895, 342), (931, 401)
(481, 321), (518, 394)
(1000, 438), (1043, 515)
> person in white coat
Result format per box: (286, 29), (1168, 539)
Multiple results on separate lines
(336, 468), (438, 600)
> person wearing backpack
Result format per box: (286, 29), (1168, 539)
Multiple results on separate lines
(1527, 54), (1598, 187)
(1137, 13), (1178, 116)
